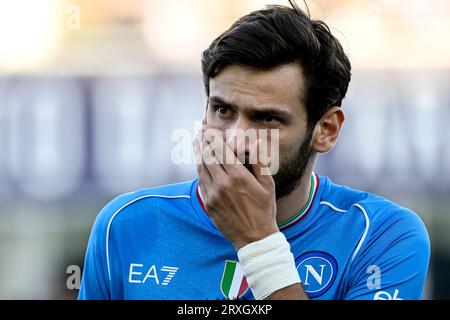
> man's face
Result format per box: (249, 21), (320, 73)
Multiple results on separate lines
(206, 63), (314, 200)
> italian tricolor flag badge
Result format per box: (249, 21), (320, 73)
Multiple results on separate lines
(220, 260), (249, 299)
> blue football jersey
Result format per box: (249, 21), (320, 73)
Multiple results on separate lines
(78, 173), (430, 300)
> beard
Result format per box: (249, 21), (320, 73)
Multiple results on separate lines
(272, 126), (314, 201)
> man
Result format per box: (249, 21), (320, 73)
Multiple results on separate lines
(79, 2), (430, 300)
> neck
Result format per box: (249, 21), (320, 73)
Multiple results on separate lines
(275, 162), (315, 226)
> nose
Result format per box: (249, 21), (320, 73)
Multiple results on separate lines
(226, 118), (258, 163)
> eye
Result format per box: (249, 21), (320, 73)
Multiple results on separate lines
(263, 115), (277, 122)
(217, 107), (228, 115)
(215, 106), (233, 118)
(259, 114), (281, 125)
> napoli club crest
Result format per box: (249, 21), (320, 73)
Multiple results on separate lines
(295, 251), (338, 298)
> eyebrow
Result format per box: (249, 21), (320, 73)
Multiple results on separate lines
(208, 95), (295, 119)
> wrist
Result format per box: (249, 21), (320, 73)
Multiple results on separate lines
(233, 227), (280, 250)
(237, 232), (301, 300)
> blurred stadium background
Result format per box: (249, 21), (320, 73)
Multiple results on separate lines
(0, 0), (449, 299)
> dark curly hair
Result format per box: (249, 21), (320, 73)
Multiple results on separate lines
(201, 0), (351, 128)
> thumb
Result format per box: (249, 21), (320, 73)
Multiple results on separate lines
(250, 139), (274, 189)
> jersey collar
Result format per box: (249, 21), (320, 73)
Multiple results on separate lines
(278, 173), (319, 231)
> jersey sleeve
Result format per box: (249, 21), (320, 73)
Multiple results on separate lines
(344, 203), (430, 300)
(78, 201), (116, 300)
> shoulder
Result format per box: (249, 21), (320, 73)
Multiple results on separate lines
(90, 179), (196, 236)
(354, 195), (430, 253)
(320, 176), (430, 257)
(321, 176), (428, 233)
(319, 175), (372, 212)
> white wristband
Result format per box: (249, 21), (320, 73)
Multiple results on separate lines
(237, 232), (301, 300)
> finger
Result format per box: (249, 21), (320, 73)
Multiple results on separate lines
(200, 130), (227, 180)
(198, 172), (210, 201)
(250, 138), (275, 189)
(202, 127), (224, 163)
(203, 126), (258, 180)
(202, 127), (233, 173)
(193, 137), (212, 196)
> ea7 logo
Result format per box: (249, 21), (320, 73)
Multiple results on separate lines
(160, 266), (179, 286)
(128, 263), (179, 285)
(374, 289), (402, 300)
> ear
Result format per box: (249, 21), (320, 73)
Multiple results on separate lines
(311, 106), (345, 153)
